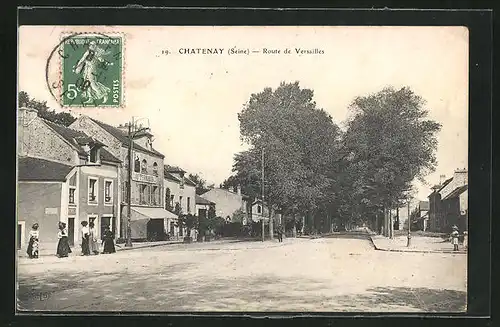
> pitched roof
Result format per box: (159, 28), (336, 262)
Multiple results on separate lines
(196, 195), (214, 205)
(437, 177), (453, 192)
(164, 171), (181, 182)
(88, 117), (165, 158)
(442, 184), (468, 200)
(164, 164), (186, 173)
(184, 178), (197, 187)
(18, 157), (73, 182)
(419, 201), (430, 211)
(44, 119), (121, 163)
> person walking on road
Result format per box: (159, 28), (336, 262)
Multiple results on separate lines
(56, 222), (72, 258)
(80, 221), (91, 256)
(451, 225), (460, 251)
(276, 224), (283, 243)
(26, 223), (40, 259)
(88, 221), (99, 255)
(101, 226), (116, 254)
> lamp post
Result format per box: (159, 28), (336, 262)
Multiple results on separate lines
(125, 117), (150, 248)
(407, 190), (412, 247)
(261, 147), (265, 242)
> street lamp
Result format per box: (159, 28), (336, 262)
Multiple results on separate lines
(125, 117), (150, 248)
(406, 188), (413, 247)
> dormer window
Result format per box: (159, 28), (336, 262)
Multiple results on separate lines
(89, 147), (99, 163)
(141, 159), (147, 174)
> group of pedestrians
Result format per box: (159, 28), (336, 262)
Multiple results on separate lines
(79, 221), (116, 256)
(25, 220), (116, 259)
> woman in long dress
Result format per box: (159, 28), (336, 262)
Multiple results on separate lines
(73, 41), (113, 104)
(26, 223), (40, 259)
(101, 226), (116, 254)
(80, 221), (91, 256)
(56, 222), (72, 258)
(88, 221), (99, 255)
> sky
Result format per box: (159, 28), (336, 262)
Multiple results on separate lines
(18, 26), (468, 201)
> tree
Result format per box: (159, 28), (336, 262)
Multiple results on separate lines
(341, 86), (441, 233)
(188, 173), (211, 195)
(234, 81), (342, 234)
(19, 91), (76, 126)
(177, 213), (198, 241)
(231, 209), (246, 223)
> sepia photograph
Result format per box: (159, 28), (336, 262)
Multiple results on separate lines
(16, 25), (469, 313)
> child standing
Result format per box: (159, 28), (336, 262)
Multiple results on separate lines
(451, 225), (460, 251)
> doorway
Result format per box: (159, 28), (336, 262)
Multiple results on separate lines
(68, 218), (75, 246)
(147, 219), (165, 241)
(101, 216), (112, 239)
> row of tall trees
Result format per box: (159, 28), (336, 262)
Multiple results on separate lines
(227, 82), (441, 235)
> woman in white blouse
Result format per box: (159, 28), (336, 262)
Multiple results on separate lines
(80, 221), (91, 256)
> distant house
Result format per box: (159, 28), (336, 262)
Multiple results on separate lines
(427, 169), (468, 232)
(249, 199), (271, 223)
(200, 187), (255, 224)
(195, 195), (214, 220)
(414, 201), (430, 231)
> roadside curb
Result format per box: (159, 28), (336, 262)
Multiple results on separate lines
(115, 241), (184, 251)
(367, 233), (467, 254)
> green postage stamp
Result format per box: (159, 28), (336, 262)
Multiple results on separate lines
(60, 33), (123, 107)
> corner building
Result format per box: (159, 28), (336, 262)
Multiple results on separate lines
(70, 116), (170, 241)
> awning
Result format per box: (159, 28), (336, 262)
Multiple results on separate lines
(131, 207), (178, 220)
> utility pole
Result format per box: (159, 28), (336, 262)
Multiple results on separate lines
(261, 148), (265, 242)
(407, 191), (412, 247)
(125, 117), (134, 247)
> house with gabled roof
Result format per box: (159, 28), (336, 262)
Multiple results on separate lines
(427, 169), (468, 232)
(70, 115), (170, 241)
(17, 107), (121, 253)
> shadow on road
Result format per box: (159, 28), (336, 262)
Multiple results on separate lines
(18, 262), (466, 312)
(322, 231), (373, 241)
(335, 286), (466, 312)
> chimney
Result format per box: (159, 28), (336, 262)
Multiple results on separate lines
(19, 107), (38, 124)
(439, 174), (446, 185)
(453, 168), (468, 187)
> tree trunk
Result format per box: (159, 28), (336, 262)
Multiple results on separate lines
(389, 209), (394, 239)
(269, 206), (274, 240)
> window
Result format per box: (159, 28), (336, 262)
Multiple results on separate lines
(141, 159), (147, 174)
(170, 195), (174, 207)
(89, 147), (98, 163)
(139, 184), (149, 204)
(124, 154), (129, 168)
(134, 156), (140, 172)
(153, 162), (158, 176)
(179, 196), (183, 208)
(257, 205), (262, 214)
(187, 197), (191, 213)
(89, 178), (98, 203)
(151, 186), (158, 205)
(105, 180), (113, 204)
(69, 187), (76, 204)
(180, 177), (184, 189)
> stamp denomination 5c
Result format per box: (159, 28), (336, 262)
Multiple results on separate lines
(60, 33), (123, 107)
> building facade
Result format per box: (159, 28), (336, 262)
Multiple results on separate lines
(200, 187), (255, 224)
(427, 169), (468, 232)
(17, 107), (121, 252)
(163, 165), (197, 239)
(70, 116), (168, 241)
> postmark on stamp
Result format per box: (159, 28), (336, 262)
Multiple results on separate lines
(54, 33), (124, 108)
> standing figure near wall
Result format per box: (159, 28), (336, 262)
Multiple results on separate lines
(26, 223), (40, 259)
(88, 221), (100, 255)
(56, 221), (72, 258)
(81, 221), (91, 256)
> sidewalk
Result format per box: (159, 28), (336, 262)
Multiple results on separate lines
(369, 234), (467, 254)
(17, 237), (303, 265)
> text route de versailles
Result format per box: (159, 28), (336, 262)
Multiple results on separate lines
(178, 48), (324, 55)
